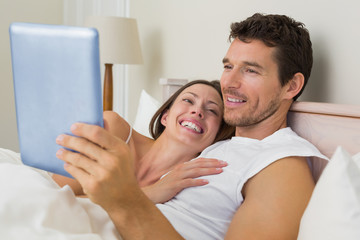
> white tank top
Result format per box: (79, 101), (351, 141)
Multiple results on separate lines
(125, 126), (132, 144)
(157, 127), (327, 239)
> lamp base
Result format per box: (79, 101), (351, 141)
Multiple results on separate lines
(103, 63), (113, 111)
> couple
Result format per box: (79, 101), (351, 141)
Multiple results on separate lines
(54, 13), (327, 239)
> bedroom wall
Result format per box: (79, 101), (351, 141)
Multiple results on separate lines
(0, 0), (63, 151)
(127, 0), (360, 123)
(1, 1), (360, 151)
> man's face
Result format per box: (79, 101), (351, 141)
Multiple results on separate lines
(220, 38), (286, 128)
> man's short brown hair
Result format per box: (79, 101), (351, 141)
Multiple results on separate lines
(229, 13), (313, 100)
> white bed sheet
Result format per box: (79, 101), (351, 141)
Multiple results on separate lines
(0, 148), (121, 240)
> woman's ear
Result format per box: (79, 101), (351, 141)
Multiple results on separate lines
(160, 109), (169, 127)
(284, 72), (305, 99)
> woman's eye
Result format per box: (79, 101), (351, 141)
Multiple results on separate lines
(208, 109), (219, 116)
(183, 98), (193, 104)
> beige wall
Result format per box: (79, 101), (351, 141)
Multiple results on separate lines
(2, 0), (360, 150)
(0, 0), (63, 151)
(128, 0), (360, 123)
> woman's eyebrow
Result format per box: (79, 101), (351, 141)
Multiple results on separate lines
(183, 91), (221, 107)
(182, 91), (197, 98)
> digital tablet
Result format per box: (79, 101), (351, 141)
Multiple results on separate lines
(9, 22), (103, 178)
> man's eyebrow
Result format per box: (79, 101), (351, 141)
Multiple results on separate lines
(223, 57), (264, 70)
(243, 61), (264, 70)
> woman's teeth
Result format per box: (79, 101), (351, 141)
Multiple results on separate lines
(181, 121), (202, 133)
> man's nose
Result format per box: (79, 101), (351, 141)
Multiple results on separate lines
(221, 71), (242, 89)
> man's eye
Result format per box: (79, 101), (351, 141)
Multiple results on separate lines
(246, 68), (258, 74)
(223, 64), (232, 70)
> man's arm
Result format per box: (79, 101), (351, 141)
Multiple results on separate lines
(225, 156), (315, 240)
(56, 122), (184, 240)
(106, 187), (184, 240)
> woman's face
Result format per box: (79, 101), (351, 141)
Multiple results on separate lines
(161, 83), (223, 152)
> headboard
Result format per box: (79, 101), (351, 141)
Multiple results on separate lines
(159, 78), (189, 102)
(288, 101), (360, 158)
(160, 78), (360, 180)
(288, 102), (360, 180)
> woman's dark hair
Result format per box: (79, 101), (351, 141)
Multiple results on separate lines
(149, 80), (235, 142)
(229, 13), (313, 100)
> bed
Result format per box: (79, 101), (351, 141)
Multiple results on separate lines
(288, 101), (360, 239)
(0, 78), (359, 239)
(159, 79), (360, 240)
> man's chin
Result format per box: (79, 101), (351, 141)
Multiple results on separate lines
(224, 116), (245, 127)
(224, 111), (255, 127)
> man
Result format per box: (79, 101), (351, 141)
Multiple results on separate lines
(57, 13), (326, 239)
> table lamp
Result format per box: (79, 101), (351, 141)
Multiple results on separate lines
(84, 16), (143, 111)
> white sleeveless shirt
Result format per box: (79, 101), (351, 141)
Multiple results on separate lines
(156, 127), (327, 239)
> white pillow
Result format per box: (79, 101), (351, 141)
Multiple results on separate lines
(298, 146), (360, 240)
(133, 90), (160, 138)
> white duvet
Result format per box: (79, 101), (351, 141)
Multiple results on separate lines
(0, 148), (121, 240)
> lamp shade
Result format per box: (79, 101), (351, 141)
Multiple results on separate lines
(84, 16), (143, 65)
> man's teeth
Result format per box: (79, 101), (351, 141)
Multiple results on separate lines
(181, 121), (202, 133)
(228, 97), (245, 103)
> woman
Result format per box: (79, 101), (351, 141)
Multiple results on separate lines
(54, 80), (234, 203)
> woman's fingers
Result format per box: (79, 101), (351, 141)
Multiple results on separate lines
(176, 178), (209, 188)
(169, 158), (227, 190)
(184, 158), (227, 167)
(145, 158), (227, 203)
(183, 158), (227, 173)
(180, 167), (223, 179)
(175, 158), (227, 179)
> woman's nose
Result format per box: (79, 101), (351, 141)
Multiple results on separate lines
(191, 107), (203, 118)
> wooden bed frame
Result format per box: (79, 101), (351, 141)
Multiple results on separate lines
(160, 78), (360, 180)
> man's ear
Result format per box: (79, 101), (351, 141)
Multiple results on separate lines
(160, 109), (169, 127)
(284, 72), (305, 99)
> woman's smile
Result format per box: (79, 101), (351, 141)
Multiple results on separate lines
(179, 119), (204, 134)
